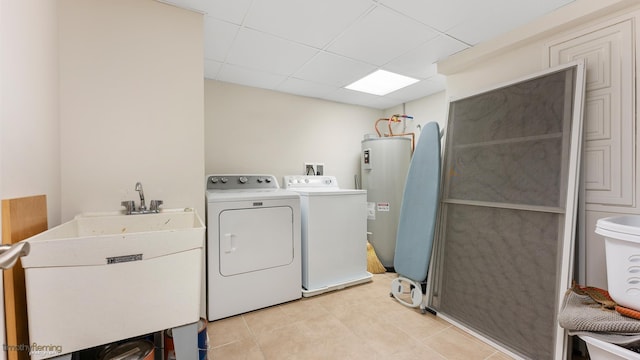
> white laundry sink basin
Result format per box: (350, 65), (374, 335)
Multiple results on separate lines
(21, 208), (205, 360)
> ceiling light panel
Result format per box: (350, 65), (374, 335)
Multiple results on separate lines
(225, 28), (318, 76)
(243, 0), (373, 49)
(293, 52), (376, 87)
(327, 6), (439, 66)
(345, 69), (419, 96)
(323, 87), (402, 109)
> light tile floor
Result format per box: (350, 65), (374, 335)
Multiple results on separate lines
(207, 272), (515, 360)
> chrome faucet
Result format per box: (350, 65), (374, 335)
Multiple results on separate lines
(0, 242), (30, 270)
(121, 182), (163, 215)
(135, 182), (146, 211)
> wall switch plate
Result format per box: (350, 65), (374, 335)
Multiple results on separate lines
(305, 163), (316, 175)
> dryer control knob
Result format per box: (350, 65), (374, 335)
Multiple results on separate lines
(257, 178), (263, 183)
(239, 176), (248, 184)
(210, 177), (219, 184)
(220, 177), (228, 183)
(264, 178), (272, 183)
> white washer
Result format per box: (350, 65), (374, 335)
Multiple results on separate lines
(283, 175), (372, 297)
(206, 174), (301, 321)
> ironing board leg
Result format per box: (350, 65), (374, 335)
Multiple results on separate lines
(390, 276), (426, 311)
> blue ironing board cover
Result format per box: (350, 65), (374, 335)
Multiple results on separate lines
(394, 121), (441, 282)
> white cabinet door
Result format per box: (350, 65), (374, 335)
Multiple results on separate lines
(549, 19), (634, 206)
(547, 17), (636, 287)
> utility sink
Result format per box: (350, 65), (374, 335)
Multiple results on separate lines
(21, 208), (205, 360)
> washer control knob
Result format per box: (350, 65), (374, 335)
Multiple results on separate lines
(220, 177), (228, 184)
(304, 178), (310, 183)
(210, 177), (219, 184)
(257, 178), (263, 183)
(239, 176), (248, 184)
(264, 178), (272, 183)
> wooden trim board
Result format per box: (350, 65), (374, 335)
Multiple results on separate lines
(2, 195), (47, 360)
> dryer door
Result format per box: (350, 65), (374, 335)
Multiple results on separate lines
(219, 206), (294, 276)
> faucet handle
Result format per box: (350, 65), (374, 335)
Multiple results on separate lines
(150, 200), (163, 212)
(121, 200), (135, 214)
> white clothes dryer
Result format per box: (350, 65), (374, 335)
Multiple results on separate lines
(283, 175), (371, 297)
(206, 174), (301, 321)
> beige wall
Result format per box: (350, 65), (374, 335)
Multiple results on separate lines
(204, 80), (382, 189)
(1, 2), (59, 357)
(1, 0), (60, 226)
(59, 0), (205, 220)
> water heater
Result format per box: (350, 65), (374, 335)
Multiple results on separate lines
(361, 136), (411, 269)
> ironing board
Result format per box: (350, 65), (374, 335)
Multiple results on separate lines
(390, 121), (441, 312)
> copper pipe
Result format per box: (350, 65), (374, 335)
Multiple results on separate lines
(373, 115), (415, 153)
(387, 115), (415, 153)
(374, 118), (390, 137)
(387, 115), (400, 136)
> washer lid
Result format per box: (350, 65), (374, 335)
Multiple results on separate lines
(289, 188), (367, 196)
(284, 175), (339, 189)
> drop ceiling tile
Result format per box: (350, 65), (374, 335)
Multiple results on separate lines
(445, 15), (510, 45)
(162, 0), (252, 24)
(388, 62), (438, 81)
(276, 78), (337, 99)
(384, 35), (468, 78)
(167, 0), (576, 109)
(217, 63), (286, 90)
(204, 59), (222, 79)
(535, 0), (575, 8)
(243, 0), (373, 49)
(293, 52), (376, 87)
(327, 6), (439, 66)
(203, 17), (239, 62)
(446, 0), (576, 45)
(385, 76), (446, 102)
(378, 0), (500, 33)
(322, 88), (401, 109)
(225, 28), (319, 76)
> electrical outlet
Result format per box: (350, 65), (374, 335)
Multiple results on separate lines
(304, 163), (316, 175)
(315, 163), (324, 176)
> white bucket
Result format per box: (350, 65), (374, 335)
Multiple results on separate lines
(595, 215), (640, 311)
(580, 336), (640, 360)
